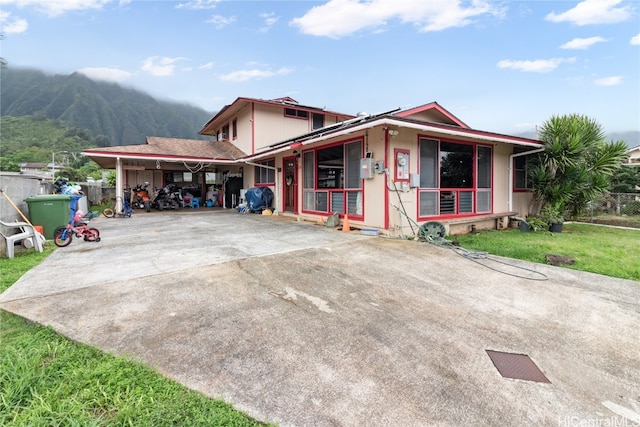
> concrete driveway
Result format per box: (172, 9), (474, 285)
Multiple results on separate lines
(1, 210), (639, 426)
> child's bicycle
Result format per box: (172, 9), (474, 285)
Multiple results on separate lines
(102, 195), (133, 218)
(53, 195), (101, 247)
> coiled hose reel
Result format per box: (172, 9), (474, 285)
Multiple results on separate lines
(417, 221), (447, 243)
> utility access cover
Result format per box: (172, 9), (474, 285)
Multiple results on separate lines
(486, 350), (551, 383)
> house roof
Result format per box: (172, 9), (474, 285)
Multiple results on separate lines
(245, 111), (543, 161)
(83, 137), (247, 169)
(20, 162), (49, 168)
(199, 96), (355, 135)
(83, 100), (544, 168)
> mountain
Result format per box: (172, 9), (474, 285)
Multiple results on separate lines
(0, 67), (214, 146)
(608, 131), (640, 149)
(516, 130), (639, 149)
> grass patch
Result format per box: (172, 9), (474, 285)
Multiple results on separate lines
(0, 249), (273, 427)
(452, 223), (640, 281)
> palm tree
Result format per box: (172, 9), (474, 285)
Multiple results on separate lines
(529, 114), (628, 220)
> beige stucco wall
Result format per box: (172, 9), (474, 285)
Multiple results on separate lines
(512, 192), (534, 218)
(492, 143), (512, 214)
(253, 105), (310, 152)
(385, 127), (419, 236)
(256, 125), (536, 236)
(233, 107), (253, 156)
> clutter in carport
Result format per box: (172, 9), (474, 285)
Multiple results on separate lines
(239, 187), (274, 213)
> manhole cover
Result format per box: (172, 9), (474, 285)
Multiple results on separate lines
(486, 350), (550, 383)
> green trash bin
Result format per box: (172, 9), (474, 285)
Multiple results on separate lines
(25, 195), (73, 240)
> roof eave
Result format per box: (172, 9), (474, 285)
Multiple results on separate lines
(82, 151), (239, 164)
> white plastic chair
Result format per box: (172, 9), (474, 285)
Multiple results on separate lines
(0, 219), (44, 259)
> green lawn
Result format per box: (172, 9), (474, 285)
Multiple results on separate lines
(0, 245), (273, 427)
(452, 223), (640, 281)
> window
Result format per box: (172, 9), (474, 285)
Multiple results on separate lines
(285, 108), (309, 119)
(312, 113), (324, 130)
(254, 159), (275, 185)
(440, 142), (473, 188)
(302, 140), (363, 217)
(513, 149), (536, 190)
(476, 146), (492, 213)
(232, 119), (237, 139)
(218, 123), (229, 141)
(418, 138), (492, 217)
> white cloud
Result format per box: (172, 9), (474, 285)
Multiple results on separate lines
(560, 36), (607, 50)
(545, 0), (632, 25)
(594, 76), (623, 86)
(77, 67), (133, 83)
(290, 0), (503, 39)
(206, 14), (236, 29)
(198, 62), (214, 70)
(0, 0), (112, 17)
(631, 33), (640, 45)
(0, 10), (28, 34)
(141, 56), (188, 77)
(259, 12), (279, 33)
(176, 0), (220, 10)
(219, 67), (293, 83)
(497, 57), (576, 73)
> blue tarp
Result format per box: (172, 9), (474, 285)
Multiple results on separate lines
(244, 187), (274, 212)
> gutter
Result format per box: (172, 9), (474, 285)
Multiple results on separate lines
(83, 151), (238, 164)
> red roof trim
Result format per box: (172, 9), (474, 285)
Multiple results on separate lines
(270, 96), (298, 103)
(199, 96), (354, 135)
(83, 151), (230, 162)
(394, 102), (469, 128)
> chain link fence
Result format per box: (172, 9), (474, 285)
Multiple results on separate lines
(580, 193), (640, 228)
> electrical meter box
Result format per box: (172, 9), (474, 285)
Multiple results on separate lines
(360, 158), (374, 179)
(409, 173), (421, 188)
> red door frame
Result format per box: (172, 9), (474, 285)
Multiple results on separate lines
(282, 155), (298, 214)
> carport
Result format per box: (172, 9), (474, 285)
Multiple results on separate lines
(84, 137), (248, 212)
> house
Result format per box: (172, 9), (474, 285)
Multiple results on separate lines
(20, 162), (50, 176)
(84, 97), (543, 235)
(627, 145), (640, 165)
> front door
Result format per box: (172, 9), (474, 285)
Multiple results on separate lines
(283, 156), (297, 213)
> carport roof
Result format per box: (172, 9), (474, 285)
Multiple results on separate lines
(84, 137), (247, 169)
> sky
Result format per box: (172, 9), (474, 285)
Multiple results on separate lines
(1, 0), (639, 137)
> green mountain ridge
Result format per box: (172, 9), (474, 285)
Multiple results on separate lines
(1, 67), (214, 147)
(516, 131), (639, 149)
(2, 66), (638, 149)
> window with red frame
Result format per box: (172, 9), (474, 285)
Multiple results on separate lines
(418, 138), (492, 217)
(302, 139), (363, 217)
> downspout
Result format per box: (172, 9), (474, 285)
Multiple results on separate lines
(116, 157), (123, 213)
(508, 148), (544, 212)
(244, 161), (278, 210)
(251, 103), (255, 155)
(384, 128), (390, 230)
